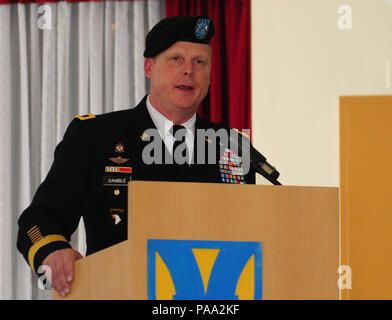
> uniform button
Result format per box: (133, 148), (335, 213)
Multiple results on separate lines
(114, 189), (120, 196)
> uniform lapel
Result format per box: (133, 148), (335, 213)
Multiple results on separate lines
(126, 96), (175, 181)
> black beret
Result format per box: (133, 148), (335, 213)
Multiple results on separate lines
(143, 16), (215, 58)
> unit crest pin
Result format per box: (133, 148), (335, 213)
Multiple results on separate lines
(115, 142), (125, 153)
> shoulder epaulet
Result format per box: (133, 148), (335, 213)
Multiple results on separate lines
(74, 113), (96, 121)
(233, 128), (250, 139)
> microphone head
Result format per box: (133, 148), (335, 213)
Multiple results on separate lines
(213, 122), (280, 183)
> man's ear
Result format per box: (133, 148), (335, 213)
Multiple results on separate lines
(144, 58), (153, 78)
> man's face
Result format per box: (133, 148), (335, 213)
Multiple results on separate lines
(144, 41), (212, 120)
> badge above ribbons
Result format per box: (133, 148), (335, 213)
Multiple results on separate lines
(147, 239), (262, 300)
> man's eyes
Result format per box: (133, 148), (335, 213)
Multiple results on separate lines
(171, 56), (186, 63)
(169, 56), (206, 65)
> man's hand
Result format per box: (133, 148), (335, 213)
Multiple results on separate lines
(42, 248), (83, 297)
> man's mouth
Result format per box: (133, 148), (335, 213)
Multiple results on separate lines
(175, 85), (194, 92)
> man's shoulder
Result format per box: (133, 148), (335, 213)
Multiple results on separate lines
(196, 114), (217, 130)
(89, 108), (134, 125)
(67, 110), (131, 141)
(72, 98), (148, 131)
(75, 107), (137, 125)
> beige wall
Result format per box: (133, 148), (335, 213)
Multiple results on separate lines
(252, 0), (392, 186)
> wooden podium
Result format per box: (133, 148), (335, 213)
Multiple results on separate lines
(54, 181), (338, 300)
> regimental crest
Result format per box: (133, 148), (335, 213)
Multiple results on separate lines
(115, 142), (125, 153)
(148, 239), (263, 300)
(195, 18), (211, 40)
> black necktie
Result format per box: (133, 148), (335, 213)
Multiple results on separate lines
(171, 125), (188, 164)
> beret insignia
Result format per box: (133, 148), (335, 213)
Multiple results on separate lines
(143, 16), (215, 58)
(195, 18), (211, 40)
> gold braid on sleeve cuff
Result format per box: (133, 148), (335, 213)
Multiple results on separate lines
(28, 235), (69, 272)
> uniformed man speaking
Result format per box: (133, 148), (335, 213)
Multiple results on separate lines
(17, 16), (255, 298)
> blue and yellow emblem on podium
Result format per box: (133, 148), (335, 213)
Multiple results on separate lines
(147, 240), (262, 300)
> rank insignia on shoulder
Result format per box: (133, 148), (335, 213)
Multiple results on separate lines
(115, 142), (125, 153)
(75, 113), (96, 121)
(233, 128), (250, 139)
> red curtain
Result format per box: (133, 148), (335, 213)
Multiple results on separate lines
(166, 0), (251, 133)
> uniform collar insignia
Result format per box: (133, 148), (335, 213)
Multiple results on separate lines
(140, 133), (150, 141)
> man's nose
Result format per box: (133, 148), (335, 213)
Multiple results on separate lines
(182, 61), (194, 77)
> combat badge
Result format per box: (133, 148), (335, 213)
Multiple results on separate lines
(195, 18), (211, 40)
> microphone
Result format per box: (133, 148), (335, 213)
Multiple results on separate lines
(213, 122), (282, 185)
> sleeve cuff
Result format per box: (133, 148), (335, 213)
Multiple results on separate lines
(28, 235), (71, 273)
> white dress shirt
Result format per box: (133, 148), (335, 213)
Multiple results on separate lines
(146, 95), (196, 163)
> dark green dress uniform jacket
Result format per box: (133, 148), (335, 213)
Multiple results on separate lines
(17, 96), (255, 273)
